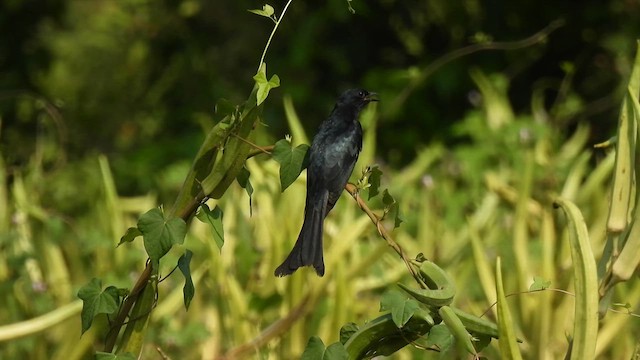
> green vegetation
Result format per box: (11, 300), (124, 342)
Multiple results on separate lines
(2, 0), (640, 359)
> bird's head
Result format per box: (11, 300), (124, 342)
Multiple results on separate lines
(336, 89), (379, 111)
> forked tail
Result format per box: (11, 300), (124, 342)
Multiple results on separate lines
(274, 194), (327, 277)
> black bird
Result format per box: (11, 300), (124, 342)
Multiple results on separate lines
(274, 89), (378, 277)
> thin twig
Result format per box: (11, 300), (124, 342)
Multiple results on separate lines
(247, 145), (275, 159)
(387, 19), (565, 117)
(344, 183), (426, 288)
(231, 133), (273, 155)
(218, 294), (314, 360)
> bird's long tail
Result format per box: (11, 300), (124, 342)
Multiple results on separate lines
(274, 192), (327, 277)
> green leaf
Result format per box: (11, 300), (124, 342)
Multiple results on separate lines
(301, 337), (348, 360)
(382, 189), (403, 229)
(473, 334), (493, 352)
(380, 288), (403, 311)
(253, 63), (280, 106)
(236, 166), (254, 215)
(368, 165), (383, 200)
(215, 98), (236, 118)
(138, 207), (187, 263)
(77, 278), (120, 334)
(301, 336), (326, 359)
(380, 289), (420, 328)
(325, 342), (349, 359)
(248, 4), (275, 18)
(196, 204), (224, 251)
(95, 352), (137, 360)
(117, 227), (142, 247)
(339, 322), (359, 344)
(178, 250), (195, 310)
(529, 276), (551, 291)
(425, 323), (454, 353)
(272, 139), (310, 191)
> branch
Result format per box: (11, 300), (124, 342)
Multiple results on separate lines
(386, 19), (565, 117)
(104, 261), (153, 352)
(218, 294), (314, 360)
(247, 144), (275, 159)
(217, 178), (427, 359)
(344, 183), (425, 288)
(231, 134), (273, 156)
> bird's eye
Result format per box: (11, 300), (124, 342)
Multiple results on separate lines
(358, 91), (366, 97)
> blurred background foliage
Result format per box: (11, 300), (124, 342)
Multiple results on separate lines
(2, 0), (640, 359)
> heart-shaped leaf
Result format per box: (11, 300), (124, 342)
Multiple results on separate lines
(77, 278), (120, 334)
(138, 207), (187, 263)
(272, 139), (310, 191)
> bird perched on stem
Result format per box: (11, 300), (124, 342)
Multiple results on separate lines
(275, 89), (378, 277)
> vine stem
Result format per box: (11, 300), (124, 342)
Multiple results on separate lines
(257, 0), (294, 73)
(344, 183), (426, 288)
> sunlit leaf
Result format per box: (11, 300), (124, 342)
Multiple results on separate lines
(248, 4), (275, 18)
(253, 63), (280, 106)
(529, 276), (551, 291)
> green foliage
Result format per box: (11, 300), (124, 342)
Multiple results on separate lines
(529, 276), (551, 291)
(235, 166), (254, 213)
(272, 138), (311, 191)
(117, 227), (142, 247)
(366, 165), (383, 200)
(77, 279), (122, 334)
(248, 4), (276, 22)
(338, 323), (359, 344)
(195, 204), (224, 251)
(424, 324), (455, 354)
(381, 189), (403, 229)
(301, 337), (349, 360)
(177, 250), (195, 311)
(138, 207), (187, 265)
(253, 63), (281, 106)
(379, 289), (421, 328)
(4, 1), (640, 359)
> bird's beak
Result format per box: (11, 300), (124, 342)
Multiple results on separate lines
(365, 92), (379, 102)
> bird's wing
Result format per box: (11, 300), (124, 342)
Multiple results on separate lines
(321, 138), (361, 212)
